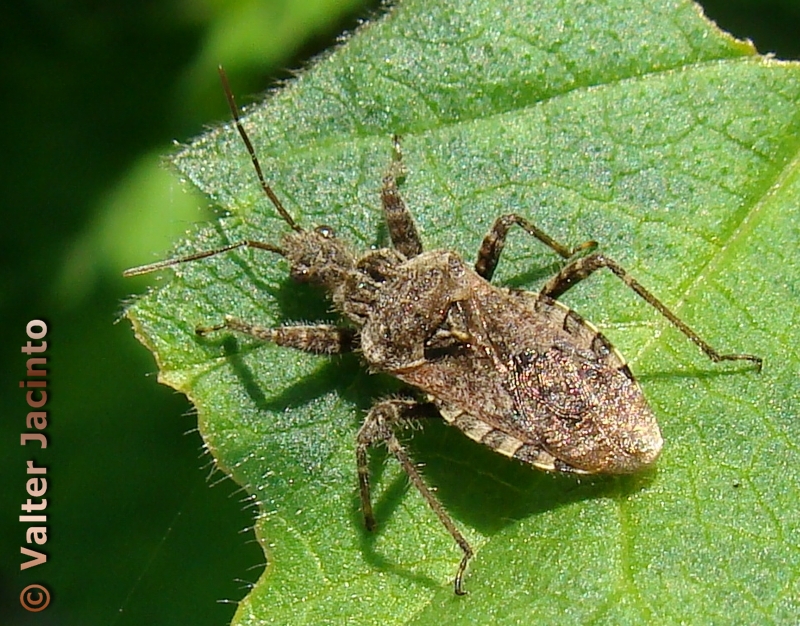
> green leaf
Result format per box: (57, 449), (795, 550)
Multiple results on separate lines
(125, 0), (800, 623)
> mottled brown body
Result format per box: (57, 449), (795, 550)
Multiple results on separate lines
(125, 70), (762, 595)
(359, 250), (662, 475)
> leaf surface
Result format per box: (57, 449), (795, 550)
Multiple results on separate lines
(126, 0), (800, 623)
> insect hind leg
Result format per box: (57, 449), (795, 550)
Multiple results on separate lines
(540, 252), (763, 369)
(356, 398), (474, 595)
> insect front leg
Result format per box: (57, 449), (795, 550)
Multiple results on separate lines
(540, 253), (763, 369)
(197, 316), (357, 354)
(381, 136), (423, 258)
(474, 214), (597, 281)
(356, 398), (474, 595)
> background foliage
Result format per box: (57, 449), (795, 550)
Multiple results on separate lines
(0, 1), (798, 624)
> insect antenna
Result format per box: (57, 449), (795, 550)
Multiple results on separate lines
(122, 239), (286, 277)
(123, 67), (301, 278)
(218, 65), (302, 233)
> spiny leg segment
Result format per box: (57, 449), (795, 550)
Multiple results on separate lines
(356, 398), (474, 595)
(540, 253), (763, 369)
(201, 318), (477, 593)
(197, 317), (357, 354)
(381, 135), (423, 258)
(475, 213), (597, 281)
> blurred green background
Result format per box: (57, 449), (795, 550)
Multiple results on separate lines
(0, 1), (797, 624)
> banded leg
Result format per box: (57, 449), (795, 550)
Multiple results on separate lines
(381, 136), (423, 258)
(197, 316), (357, 354)
(357, 398), (474, 595)
(475, 213), (597, 281)
(540, 253), (763, 369)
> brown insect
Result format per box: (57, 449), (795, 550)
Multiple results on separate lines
(125, 69), (763, 595)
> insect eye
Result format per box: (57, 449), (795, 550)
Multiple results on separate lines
(315, 225), (336, 238)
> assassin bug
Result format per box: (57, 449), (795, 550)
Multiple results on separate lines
(126, 68), (762, 594)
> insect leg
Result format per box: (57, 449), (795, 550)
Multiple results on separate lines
(196, 316), (357, 354)
(381, 136), (423, 258)
(475, 214), (596, 281)
(357, 398), (474, 595)
(540, 253), (763, 369)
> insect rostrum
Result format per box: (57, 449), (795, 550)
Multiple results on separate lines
(125, 70), (762, 596)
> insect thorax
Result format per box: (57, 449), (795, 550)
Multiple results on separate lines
(283, 228), (412, 327)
